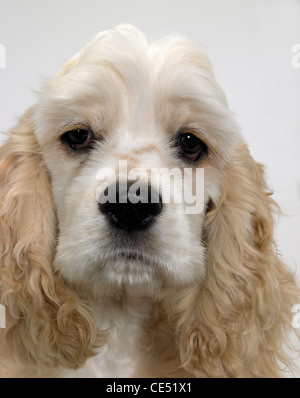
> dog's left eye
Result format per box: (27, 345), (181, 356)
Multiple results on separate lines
(178, 131), (208, 161)
(61, 128), (94, 150)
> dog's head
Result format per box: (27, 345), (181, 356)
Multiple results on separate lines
(34, 24), (240, 297)
(0, 24), (298, 376)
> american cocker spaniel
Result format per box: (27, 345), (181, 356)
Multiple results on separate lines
(0, 24), (299, 378)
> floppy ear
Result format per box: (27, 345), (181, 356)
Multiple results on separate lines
(175, 144), (300, 377)
(0, 108), (103, 373)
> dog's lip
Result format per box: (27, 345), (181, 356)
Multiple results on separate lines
(120, 251), (142, 260)
(101, 247), (162, 266)
(114, 249), (152, 262)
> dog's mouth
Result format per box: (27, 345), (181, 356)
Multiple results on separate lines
(120, 251), (144, 261)
(100, 233), (159, 263)
(110, 249), (158, 265)
(96, 245), (169, 273)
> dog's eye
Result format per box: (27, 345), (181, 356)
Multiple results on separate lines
(178, 131), (208, 161)
(62, 128), (94, 150)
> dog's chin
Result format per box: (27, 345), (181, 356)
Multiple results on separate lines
(56, 248), (201, 301)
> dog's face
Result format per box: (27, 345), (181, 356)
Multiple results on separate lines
(34, 25), (240, 298)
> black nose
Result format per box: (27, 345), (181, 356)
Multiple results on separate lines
(99, 182), (163, 232)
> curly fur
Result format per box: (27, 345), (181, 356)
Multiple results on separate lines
(0, 110), (104, 375)
(174, 145), (299, 377)
(0, 24), (299, 378)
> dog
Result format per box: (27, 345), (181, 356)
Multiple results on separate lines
(0, 24), (299, 377)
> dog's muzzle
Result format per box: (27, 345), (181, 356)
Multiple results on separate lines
(99, 181), (163, 232)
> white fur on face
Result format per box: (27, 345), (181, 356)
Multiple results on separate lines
(34, 24), (241, 299)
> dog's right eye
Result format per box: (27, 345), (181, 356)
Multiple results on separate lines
(177, 129), (208, 162)
(61, 128), (95, 151)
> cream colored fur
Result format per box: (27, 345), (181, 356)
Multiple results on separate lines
(0, 24), (299, 377)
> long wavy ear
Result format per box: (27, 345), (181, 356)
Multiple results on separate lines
(0, 108), (102, 374)
(175, 144), (300, 377)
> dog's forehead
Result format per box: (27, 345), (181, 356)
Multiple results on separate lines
(47, 28), (221, 131)
(35, 25), (240, 164)
(55, 26), (217, 105)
